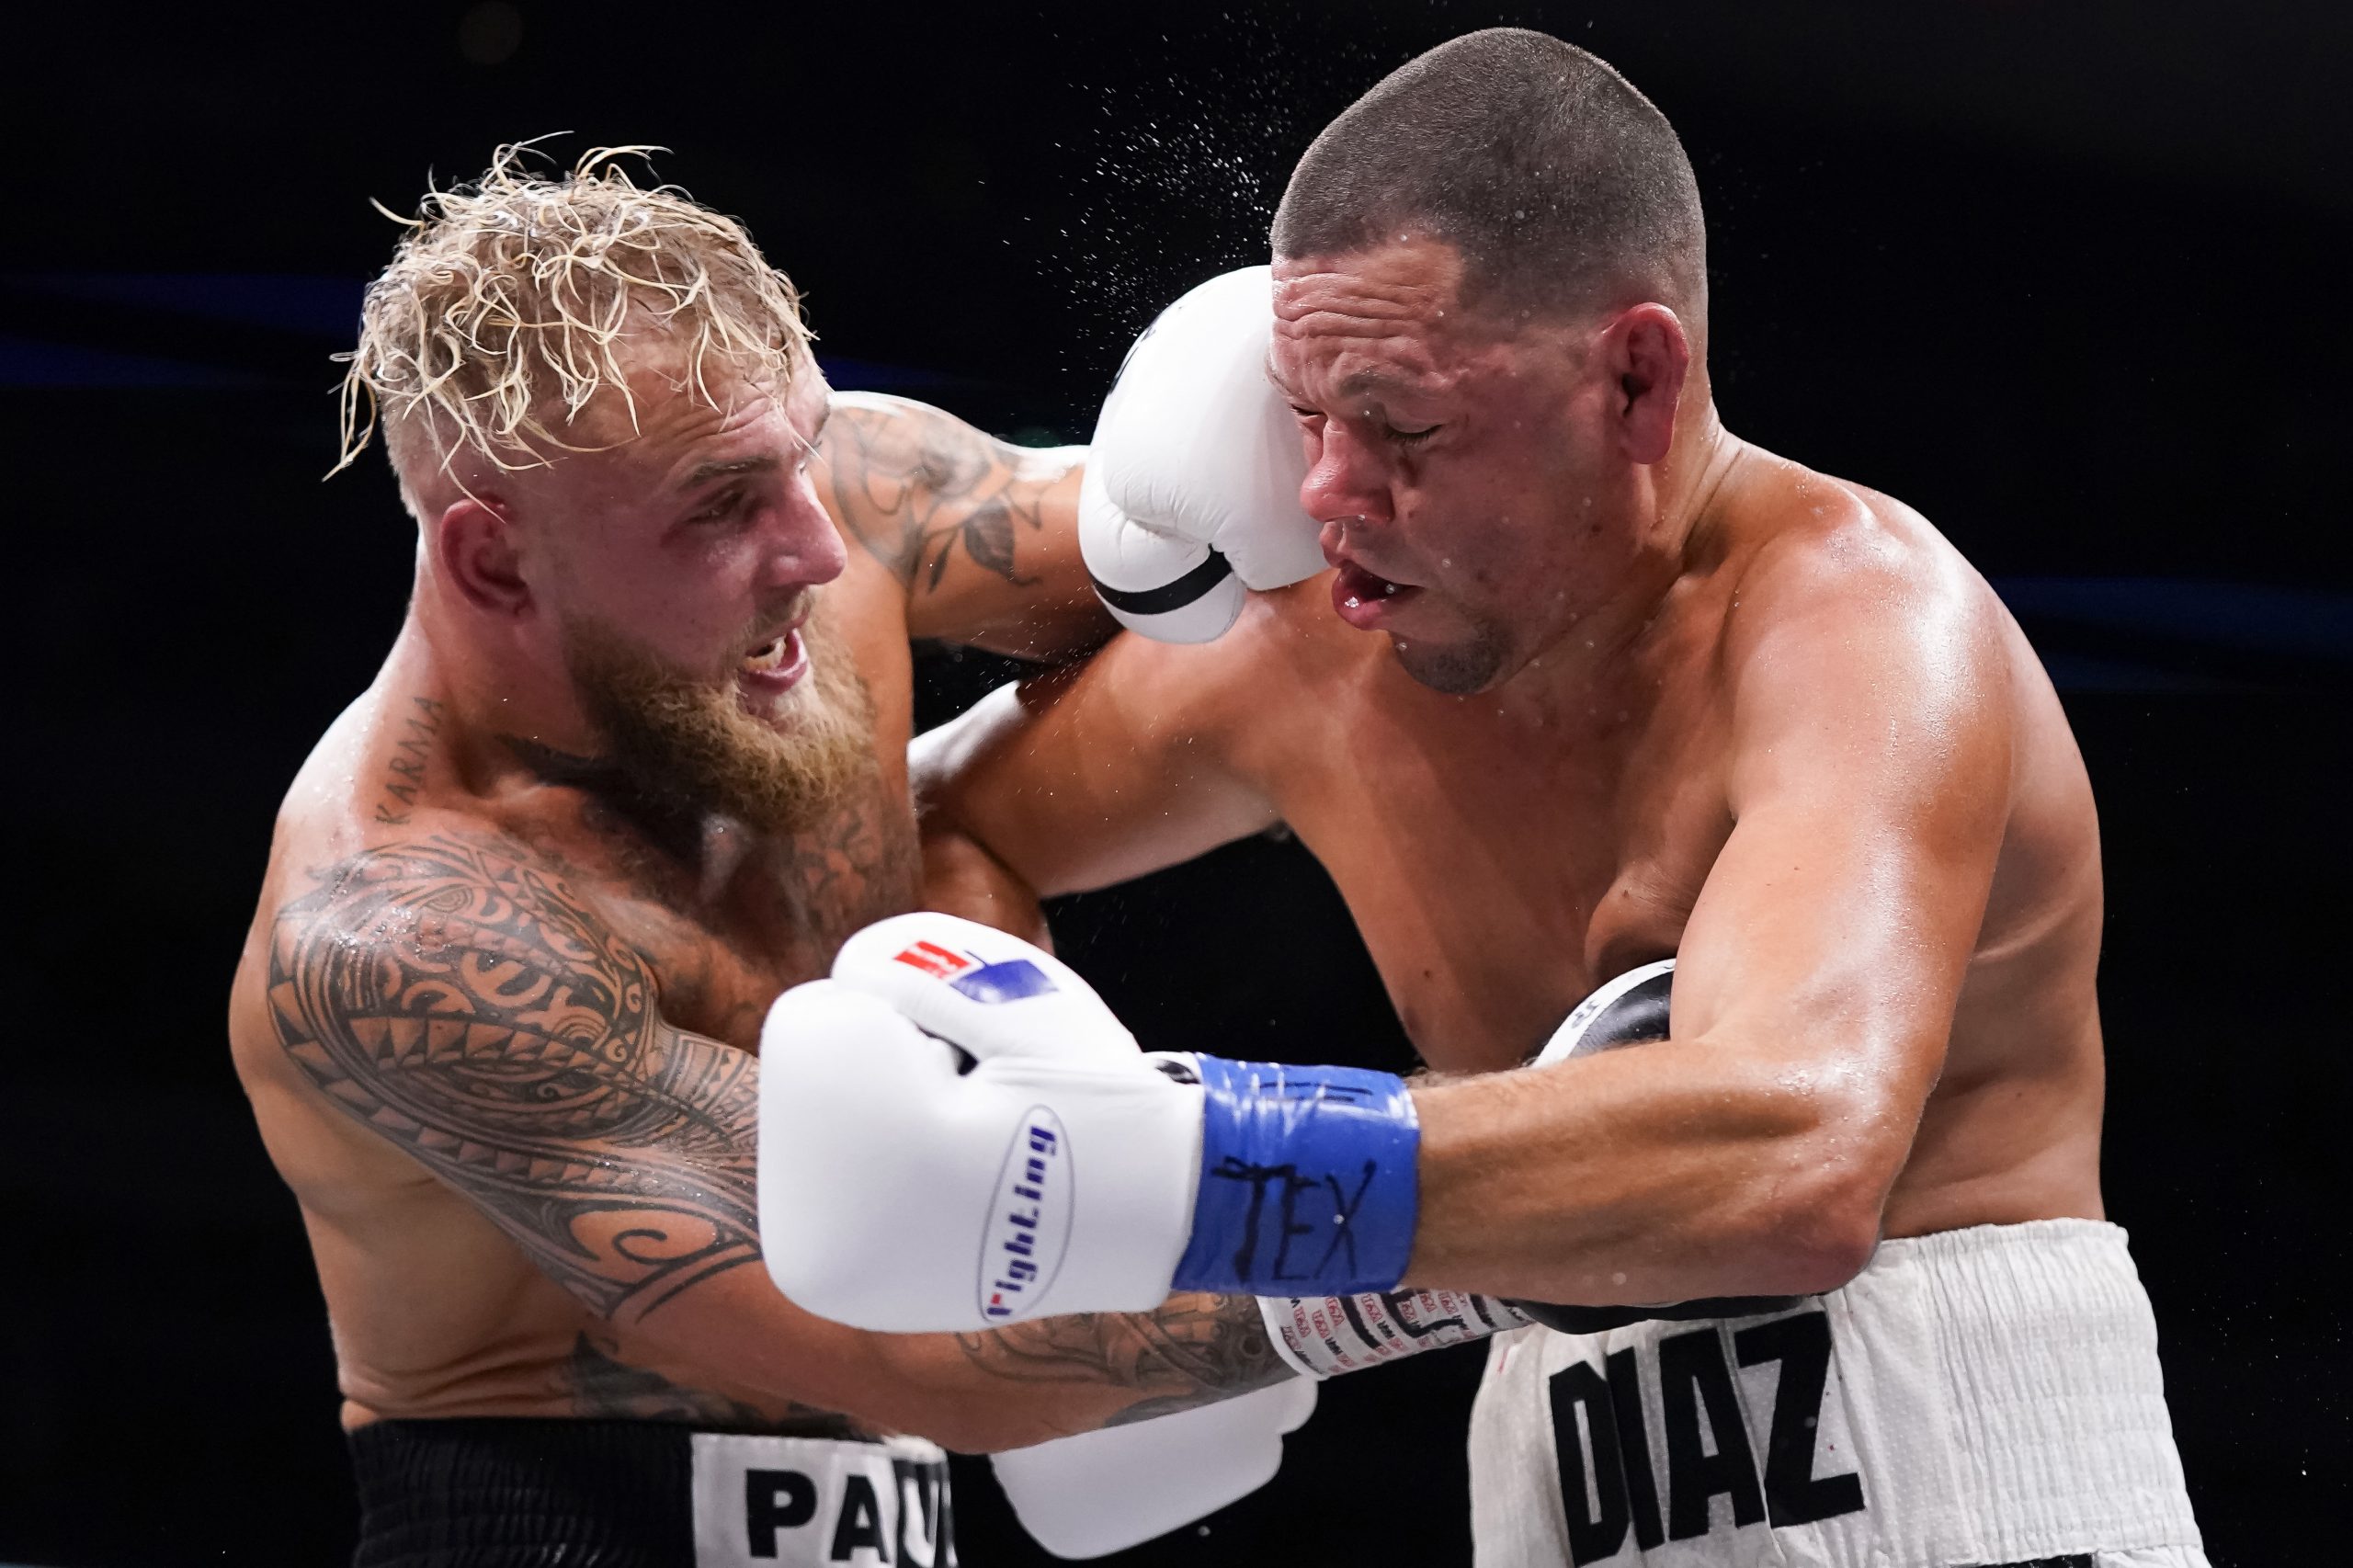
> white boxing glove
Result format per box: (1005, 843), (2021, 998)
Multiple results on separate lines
(1081, 266), (1327, 642)
(990, 1378), (1317, 1560)
(757, 914), (1205, 1332)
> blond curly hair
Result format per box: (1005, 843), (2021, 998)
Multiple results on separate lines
(334, 142), (813, 508)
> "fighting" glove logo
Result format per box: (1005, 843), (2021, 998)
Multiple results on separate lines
(980, 1111), (1073, 1322)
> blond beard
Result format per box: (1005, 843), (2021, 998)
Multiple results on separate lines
(560, 608), (878, 838)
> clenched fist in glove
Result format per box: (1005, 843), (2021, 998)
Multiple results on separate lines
(1079, 267), (1327, 642)
(757, 913), (1423, 1334)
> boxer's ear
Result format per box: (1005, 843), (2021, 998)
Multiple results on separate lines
(1605, 303), (1691, 467)
(433, 495), (531, 619)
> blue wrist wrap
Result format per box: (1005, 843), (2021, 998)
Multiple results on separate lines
(1171, 1056), (1420, 1295)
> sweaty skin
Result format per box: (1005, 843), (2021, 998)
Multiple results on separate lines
(919, 238), (2107, 1309)
(227, 388), (1288, 1453)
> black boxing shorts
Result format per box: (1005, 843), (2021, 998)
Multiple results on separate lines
(347, 1417), (954, 1567)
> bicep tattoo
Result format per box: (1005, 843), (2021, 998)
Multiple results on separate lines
(818, 398), (1062, 595)
(953, 1294), (1293, 1427)
(267, 833), (761, 1325)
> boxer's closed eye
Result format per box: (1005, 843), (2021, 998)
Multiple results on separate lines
(690, 488), (748, 524)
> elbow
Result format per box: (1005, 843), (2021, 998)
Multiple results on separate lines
(1682, 1043), (1915, 1297)
(1748, 1136), (1900, 1296)
(1756, 1201), (1881, 1296)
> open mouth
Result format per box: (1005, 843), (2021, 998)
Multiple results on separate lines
(1332, 560), (1421, 629)
(736, 627), (811, 693)
(742, 635), (793, 672)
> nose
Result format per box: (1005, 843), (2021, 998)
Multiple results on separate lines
(762, 474), (849, 590)
(1298, 421), (1392, 536)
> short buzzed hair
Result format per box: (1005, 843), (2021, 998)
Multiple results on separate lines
(1273, 28), (1705, 328)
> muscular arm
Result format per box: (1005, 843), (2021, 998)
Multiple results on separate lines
(268, 827), (1285, 1449)
(913, 623), (1284, 926)
(1406, 544), (2015, 1304)
(815, 392), (1111, 659)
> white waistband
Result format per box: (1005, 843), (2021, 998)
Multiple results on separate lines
(1470, 1220), (2204, 1568)
(689, 1430), (951, 1568)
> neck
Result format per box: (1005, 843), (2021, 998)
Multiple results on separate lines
(494, 731), (742, 874)
(390, 574), (776, 903)
(1506, 398), (1744, 704)
(1645, 385), (1741, 566)
(403, 569), (702, 857)
(409, 559), (604, 765)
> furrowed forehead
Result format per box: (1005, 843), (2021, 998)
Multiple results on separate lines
(1270, 241), (1474, 388)
(1271, 297), (1456, 408)
(1272, 272), (1451, 344)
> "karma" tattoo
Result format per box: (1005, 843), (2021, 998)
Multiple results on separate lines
(372, 695), (448, 826)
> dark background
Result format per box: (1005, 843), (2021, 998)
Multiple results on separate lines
(4, 2), (2347, 1563)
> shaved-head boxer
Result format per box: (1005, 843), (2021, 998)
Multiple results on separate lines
(226, 147), (1315, 1567)
(761, 30), (2208, 1568)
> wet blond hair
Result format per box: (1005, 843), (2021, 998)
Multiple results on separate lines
(333, 142), (813, 511)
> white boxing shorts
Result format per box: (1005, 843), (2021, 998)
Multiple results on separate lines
(1469, 1219), (2204, 1568)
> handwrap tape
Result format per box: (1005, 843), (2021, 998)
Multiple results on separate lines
(1262, 1289), (1530, 1380)
(1172, 1057), (1419, 1296)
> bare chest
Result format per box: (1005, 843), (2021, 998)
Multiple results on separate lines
(513, 771), (920, 1051)
(1274, 697), (1730, 1073)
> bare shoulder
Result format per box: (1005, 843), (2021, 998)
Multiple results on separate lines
(1705, 455), (2025, 839)
(1217, 574), (1362, 707)
(255, 667), (471, 897)
(233, 683), (470, 1068)
(232, 805), (614, 1158)
(261, 819), (657, 1103)
(1717, 456), (2007, 693)
(257, 816), (762, 1319)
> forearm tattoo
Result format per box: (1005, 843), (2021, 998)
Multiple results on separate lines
(818, 398), (1061, 594)
(274, 829), (1283, 1426)
(267, 832), (762, 1326)
(954, 1294), (1293, 1427)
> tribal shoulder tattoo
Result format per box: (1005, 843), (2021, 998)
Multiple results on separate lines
(270, 828), (1289, 1426)
(267, 831), (762, 1326)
